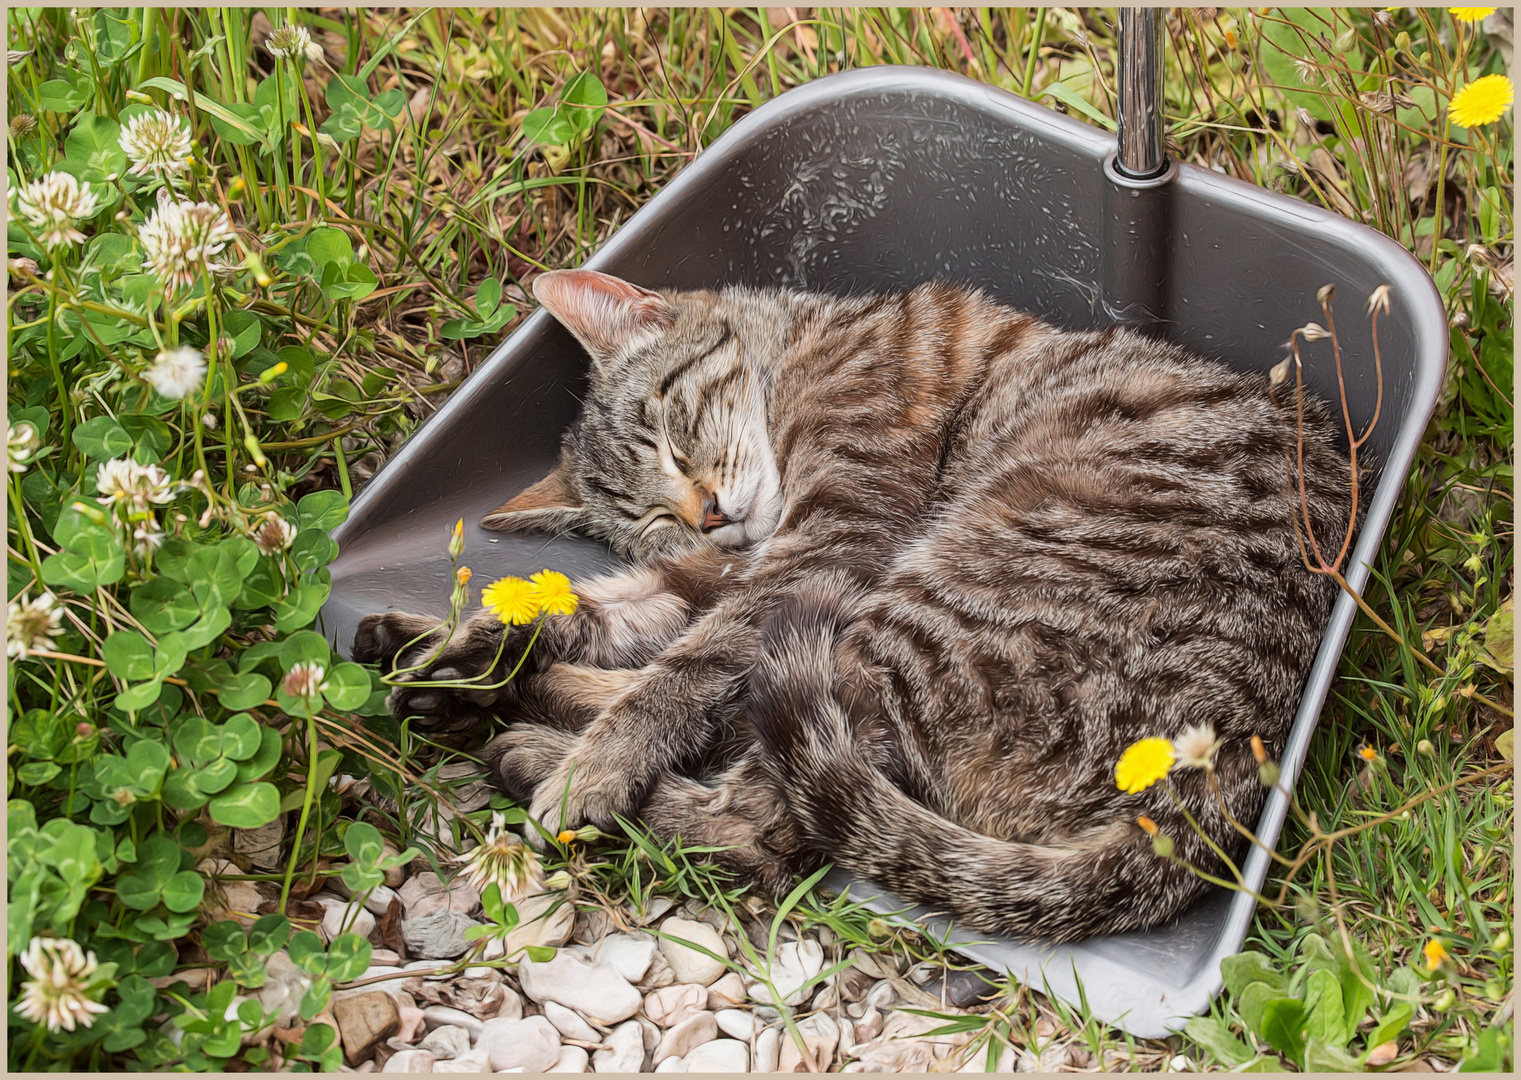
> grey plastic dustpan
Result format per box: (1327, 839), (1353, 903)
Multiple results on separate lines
(324, 10), (1446, 1038)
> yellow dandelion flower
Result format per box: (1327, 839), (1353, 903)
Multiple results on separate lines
(1358, 744), (1379, 761)
(1449, 74), (1513, 128)
(1115, 737), (1176, 794)
(556, 830), (577, 844)
(1424, 937), (1450, 969)
(482, 576), (541, 625)
(1448, 7), (1496, 23)
(529, 569), (579, 616)
(1136, 815), (1159, 836)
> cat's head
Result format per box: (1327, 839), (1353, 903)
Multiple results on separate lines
(482, 270), (784, 561)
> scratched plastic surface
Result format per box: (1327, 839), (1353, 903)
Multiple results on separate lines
(324, 68), (1446, 1037)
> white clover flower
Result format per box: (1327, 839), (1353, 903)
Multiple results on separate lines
(145, 346), (207, 400)
(132, 517), (166, 558)
(15, 937), (111, 1033)
(10, 171), (99, 250)
(456, 811), (543, 903)
(267, 24), (314, 62)
(95, 458), (175, 511)
(7, 591), (64, 660)
(8, 420), (41, 473)
(252, 513), (297, 556)
(118, 108), (194, 179)
(137, 189), (236, 295)
(282, 661), (327, 701)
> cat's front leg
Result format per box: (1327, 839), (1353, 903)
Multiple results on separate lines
(525, 599), (762, 840)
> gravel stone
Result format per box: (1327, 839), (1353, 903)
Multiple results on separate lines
(381, 1049), (435, 1073)
(518, 951), (642, 1025)
(418, 1025), (471, 1060)
(714, 1009), (755, 1041)
(549, 1045), (591, 1073)
(642, 983), (708, 1028)
(685, 1038), (749, 1073)
(753, 1028), (780, 1074)
(656, 918), (729, 986)
(706, 973), (746, 1010)
(476, 1015), (561, 1073)
(422, 1006), (483, 1041)
(432, 1048), (490, 1073)
(587, 932), (658, 984)
(653, 1011), (718, 1065)
(593, 1020), (646, 1073)
(542, 1000), (600, 1043)
(332, 991), (401, 1067)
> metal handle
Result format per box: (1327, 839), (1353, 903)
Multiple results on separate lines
(1115, 8), (1167, 179)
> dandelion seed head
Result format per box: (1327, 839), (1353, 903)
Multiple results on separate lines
(1172, 723), (1220, 770)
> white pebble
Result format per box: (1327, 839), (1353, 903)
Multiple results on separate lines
(714, 1009), (755, 1041)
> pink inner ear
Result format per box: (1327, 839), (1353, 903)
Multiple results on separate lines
(533, 270), (673, 359)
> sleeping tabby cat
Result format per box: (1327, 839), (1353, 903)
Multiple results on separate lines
(354, 270), (1352, 942)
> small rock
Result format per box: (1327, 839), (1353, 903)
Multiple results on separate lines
(477, 1015), (560, 1073)
(630, 896), (675, 926)
(404, 911), (482, 960)
(397, 1005), (427, 1043)
(638, 1016), (662, 1052)
(380, 841), (408, 888)
(593, 1020), (646, 1073)
(418, 1025), (471, 1060)
(323, 900), (378, 942)
(654, 1056), (687, 1073)
(657, 918), (729, 987)
(848, 1010), (973, 1072)
(864, 980), (897, 1012)
(685, 1038), (749, 1073)
(541, 1000), (600, 1043)
(643, 984), (708, 1027)
(501, 890), (575, 958)
(382, 1049), (435, 1073)
(706, 973), (746, 1010)
(811, 984), (839, 1012)
(853, 1006), (883, 1044)
(750, 939), (825, 1007)
(365, 885), (401, 917)
(371, 948), (402, 966)
(753, 1028), (780, 1074)
(778, 1012), (837, 1073)
(333, 991), (401, 1066)
(588, 932), (658, 984)
(836, 968), (874, 1004)
(400, 872), (481, 920)
(235, 819), (286, 871)
(714, 1009), (755, 1041)
(422, 1006), (483, 1042)
(930, 966), (1002, 1008)
(637, 949), (677, 991)
(433, 1049), (490, 1073)
(255, 951), (314, 1028)
(549, 1045), (591, 1073)
(653, 1012), (718, 1065)
(518, 951), (642, 1025)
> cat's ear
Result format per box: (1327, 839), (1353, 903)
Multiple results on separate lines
(533, 269), (674, 362)
(481, 458), (587, 535)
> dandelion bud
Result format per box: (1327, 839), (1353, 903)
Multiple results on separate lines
(543, 870), (572, 891)
(1258, 761), (1280, 787)
(227, 176), (247, 201)
(1316, 284), (1335, 305)
(1268, 357), (1292, 388)
(1358, 744), (1378, 762)
(1151, 834), (1175, 858)
(1223, 28), (1236, 49)
(866, 918), (891, 940)
(1298, 321), (1331, 341)
(1493, 930), (1510, 952)
(243, 433), (267, 469)
(1136, 815), (1159, 836)
(456, 566), (472, 586)
(1250, 734), (1268, 764)
(573, 825), (604, 842)
(1395, 31), (1411, 53)
(449, 517), (465, 559)
(1417, 739), (1435, 756)
(1431, 695), (1448, 714)
(1432, 989), (1455, 1011)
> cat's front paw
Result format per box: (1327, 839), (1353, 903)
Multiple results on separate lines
(484, 724), (578, 804)
(525, 735), (652, 845)
(354, 611), (523, 736)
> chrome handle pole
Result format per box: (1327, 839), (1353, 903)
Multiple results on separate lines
(1115, 8), (1167, 180)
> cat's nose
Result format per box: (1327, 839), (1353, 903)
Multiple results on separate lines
(701, 496), (733, 533)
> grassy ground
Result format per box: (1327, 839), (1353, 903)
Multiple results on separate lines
(6, 6), (1512, 1072)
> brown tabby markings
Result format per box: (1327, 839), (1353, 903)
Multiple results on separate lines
(355, 270), (1351, 943)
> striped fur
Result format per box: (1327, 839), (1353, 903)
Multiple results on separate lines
(356, 270), (1352, 942)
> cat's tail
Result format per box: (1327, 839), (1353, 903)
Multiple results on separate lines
(747, 594), (1194, 944)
